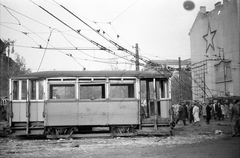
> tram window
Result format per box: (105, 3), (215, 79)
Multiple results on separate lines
(38, 81), (44, 100)
(156, 81), (160, 99)
(160, 80), (168, 98)
(148, 81), (155, 100)
(80, 84), (105, 100)
(13, 81), (19, 100)
(160, 81), (165, 98)
(31, 80), (36, 100)
(109, 84), (134, 98)
(50, 84), (75, 99)
(21, 80), (27, 100)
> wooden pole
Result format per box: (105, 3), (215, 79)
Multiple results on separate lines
(135, 43), (139, 71)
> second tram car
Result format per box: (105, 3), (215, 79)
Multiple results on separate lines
(8, 71), (172, 136)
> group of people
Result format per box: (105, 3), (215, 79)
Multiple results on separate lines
(170, 101), (201, 126)
(202, 102), (231, 122)
(170, 99), (240, 137)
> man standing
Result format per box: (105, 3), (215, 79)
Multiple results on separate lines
(189, 103), (194, 124)
(206, 103), (212, 124)
(193, 103), (200, 126)
(230, 99), (240, 137)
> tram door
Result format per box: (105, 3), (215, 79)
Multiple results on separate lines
(140, 79), (159, 118)
(140, 78), (171, 119)
(11, 80), (44, 134)
(27, 80), (44, 134)
(11, 80), (29, 134)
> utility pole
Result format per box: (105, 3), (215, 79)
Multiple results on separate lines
(222, 49), (227, 96)
(178, 57), (182, 101)
(203, 69), (206, 103)
(217, 47), (226, 96)
(135, 43), (139, 71)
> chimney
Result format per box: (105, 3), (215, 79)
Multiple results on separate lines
(215, 2), (221, 8)
(200, 6), (206, 13)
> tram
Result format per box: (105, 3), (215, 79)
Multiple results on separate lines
(8, 70), (172, 137)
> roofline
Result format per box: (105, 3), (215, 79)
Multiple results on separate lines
(10, 70), (171, 80)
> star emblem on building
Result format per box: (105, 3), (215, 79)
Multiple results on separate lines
(203, 23), (217, 53)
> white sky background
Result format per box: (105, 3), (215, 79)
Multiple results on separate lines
(0, 0), (221, 72)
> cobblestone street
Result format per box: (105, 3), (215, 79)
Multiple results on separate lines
(1, 119), (239, 158)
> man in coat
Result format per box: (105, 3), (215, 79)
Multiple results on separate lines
(176, 102), (188, 126)
(230, 99), (240, 137)
(206, 103), (212, 124)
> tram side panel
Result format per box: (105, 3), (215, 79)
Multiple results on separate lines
(30, 101), (44, 122)
(77, 101), (109, 125)
(108, 100), (139, 125)
(45, 101), (78, 126)
(45, 100), (139, 127)
(160, 99), (171, 119)
(11, 102), (27, 122)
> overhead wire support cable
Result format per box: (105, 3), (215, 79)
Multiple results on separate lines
(0, 3), (51, 29)
(37, 28), (53, 72)
(53, 1), (166, 71)
(30, 0), (138, 66)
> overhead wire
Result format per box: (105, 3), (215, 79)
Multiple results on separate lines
(1, 2), (121, 69)
(0, 3), (51, 28)
(110, 0), (139, 23)
(50, 0), (137, 62)
(51, 1), (168, 72)
(30, 0), (138, 67)
(37, 28), (53, 72)
(0, 23), (40, 46)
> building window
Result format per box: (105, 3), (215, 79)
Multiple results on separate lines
(215, 61), (232, 83)
(50, 84), (75, 99)
(225, 62), (232, 81)
(80, 84), (105, 100)
(109, 83), (134, 99)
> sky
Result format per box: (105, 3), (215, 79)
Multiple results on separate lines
(0, 0), (222, 72)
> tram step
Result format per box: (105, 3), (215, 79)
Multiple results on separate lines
(141, 123), (170, 127)
(11, 126), (44, 130)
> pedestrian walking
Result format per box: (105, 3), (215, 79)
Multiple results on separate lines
(212, 102), (217, 120)
(216, 102), (222, 120)
(230, 99), (240, 137)
(221, 103), (226, 120)
(193, 103), (200, 126)
(176, 102), (188, 126)
(225, 103), (229, 119)
(206, 103), (212, 124)
(202, 103), (207, 120)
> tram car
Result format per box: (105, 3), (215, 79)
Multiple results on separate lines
(8, 71), (172, 136)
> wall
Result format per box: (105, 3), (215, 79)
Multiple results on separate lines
(189, 0), (240, 101)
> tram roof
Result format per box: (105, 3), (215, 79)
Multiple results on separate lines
(11, 70), (171, 79)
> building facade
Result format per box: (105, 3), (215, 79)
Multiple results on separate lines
(189, 0), (240, 102)
(151, 59), (192, 104)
